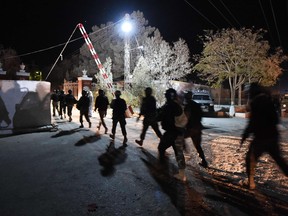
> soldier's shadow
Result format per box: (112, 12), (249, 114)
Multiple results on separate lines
(140, 148), (215, 216)
(51, 128), (81, 138)
(74, 134), (101, 146)
(98, 141), (127, 177)
(142, 148), (288, 215)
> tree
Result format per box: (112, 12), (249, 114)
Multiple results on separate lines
(78, 11), (192, 100)
(193, 28), (287, 105)
(0, 48), (21, 80)
(79, 11), (156, 82)
(143, 30), (192, 82)
(94, 57), (114, 90)
(133, 31), (192, 105)
(131, 56), (152, 97)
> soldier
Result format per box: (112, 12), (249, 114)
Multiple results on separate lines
(65, 89), (77, 122)
(58, 90), (66, 119)
(77, 90), (91, 128)
(183, 91), (208, 168)
(50, 89), (59, 116)
(94, 89), (109, 134)
(109, 90), (128, 145)
(157, 88), (187, 182)
(240, 82), (288, 189)
(135, 87), (162, 146)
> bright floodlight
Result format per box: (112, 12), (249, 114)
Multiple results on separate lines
(121, 21), (132, 33)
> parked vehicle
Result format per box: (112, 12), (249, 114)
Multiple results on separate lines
(192, 90), (215, 116)
(281, 94), (288, 113)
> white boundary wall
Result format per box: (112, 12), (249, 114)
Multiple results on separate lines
(0, 80), (51, 134)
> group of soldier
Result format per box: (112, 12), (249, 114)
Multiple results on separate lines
(50, 89), (78, 122)
(51, 83), (288, 189)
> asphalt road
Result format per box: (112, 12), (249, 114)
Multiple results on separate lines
(0, 110), (287, 216)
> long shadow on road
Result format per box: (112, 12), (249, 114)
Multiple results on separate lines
(51, 128), (82, 138)
(190, 166), (288, 216)
(140, 148), (217, 216)
(141, 148), (288, 216)
(98, 141), (128, 176)
(74, 134), (101, 146)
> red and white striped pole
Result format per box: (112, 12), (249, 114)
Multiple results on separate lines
(77, 23), (114, 93)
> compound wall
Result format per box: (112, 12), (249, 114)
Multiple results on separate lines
(0, 80), (51, 134)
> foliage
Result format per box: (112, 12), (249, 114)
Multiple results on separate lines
(121, 91), (139, 108)
(130, 56), (152, 98)
(142, 31), (192, 82)
(94, 57), (114, 91)
(78, 11), (192, 104)
(131, 31), (192, 105)
(29, 71), (42, 81)
(63, 54), (81, 81)
(193, 28), (287, 105)
(0, 48), (21, 80)
(79, 11), (156, 82)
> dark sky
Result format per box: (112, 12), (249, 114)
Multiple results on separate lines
(1, 0), (288, 67)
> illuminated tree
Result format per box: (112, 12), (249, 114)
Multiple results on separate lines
(193, 28), (287, 105)
(79, 11), (156, 80)
(130, 56), (152, 97)
(133, 31), (192, 104)
(79, 10), (192, 96)
(143, 31), (191, 83)
(0, 48), (21, 80)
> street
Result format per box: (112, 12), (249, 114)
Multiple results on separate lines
(0, 109), (287, 216)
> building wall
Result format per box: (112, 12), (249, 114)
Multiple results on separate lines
(0, 80), (51, 134)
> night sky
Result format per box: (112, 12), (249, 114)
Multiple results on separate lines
(1, 0), (288, 67)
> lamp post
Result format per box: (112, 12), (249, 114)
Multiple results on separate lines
(122, 13), (132, 89)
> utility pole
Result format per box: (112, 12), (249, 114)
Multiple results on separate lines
(122, 14), (132, 89)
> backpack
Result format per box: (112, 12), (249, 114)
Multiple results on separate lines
(175, 108), (188, 128)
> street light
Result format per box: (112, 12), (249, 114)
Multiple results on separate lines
(122, 13), (132, 89)
(121, 15), (132, 33)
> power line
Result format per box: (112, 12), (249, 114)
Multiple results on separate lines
(183, 0), (219, 29)
(45, 25), (79, 80)
(45, 19), (125, 81)
(258, 0), (275, 46)
(219, 0), (241, 27)
(4, 19), (124, 61)
(269, 0), (282, 47)
(207, 0), (234, 27)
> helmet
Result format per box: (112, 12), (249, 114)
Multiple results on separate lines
(83, 86), (90, 91)
(82, 90), (87, 96)
(184, 91), (192, 100)
(165, 88), (177, 100)
(98, 89), (104, 95)
(145, 87), (153, 96)
(115, 90), (121, 97)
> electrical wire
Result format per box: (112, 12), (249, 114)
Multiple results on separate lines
(45, 25), (79, 80)
(4, 18), (124, 61)
(269, 0), (282, 47)
(45, 19), (124, 81)
(258, 0), (275, 46)
(183, 0), (219, 29)
(219, 0), (241, 27)
(207, 0), (234, 27)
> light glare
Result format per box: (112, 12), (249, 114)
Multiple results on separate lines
(122, 22), (132, 33)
